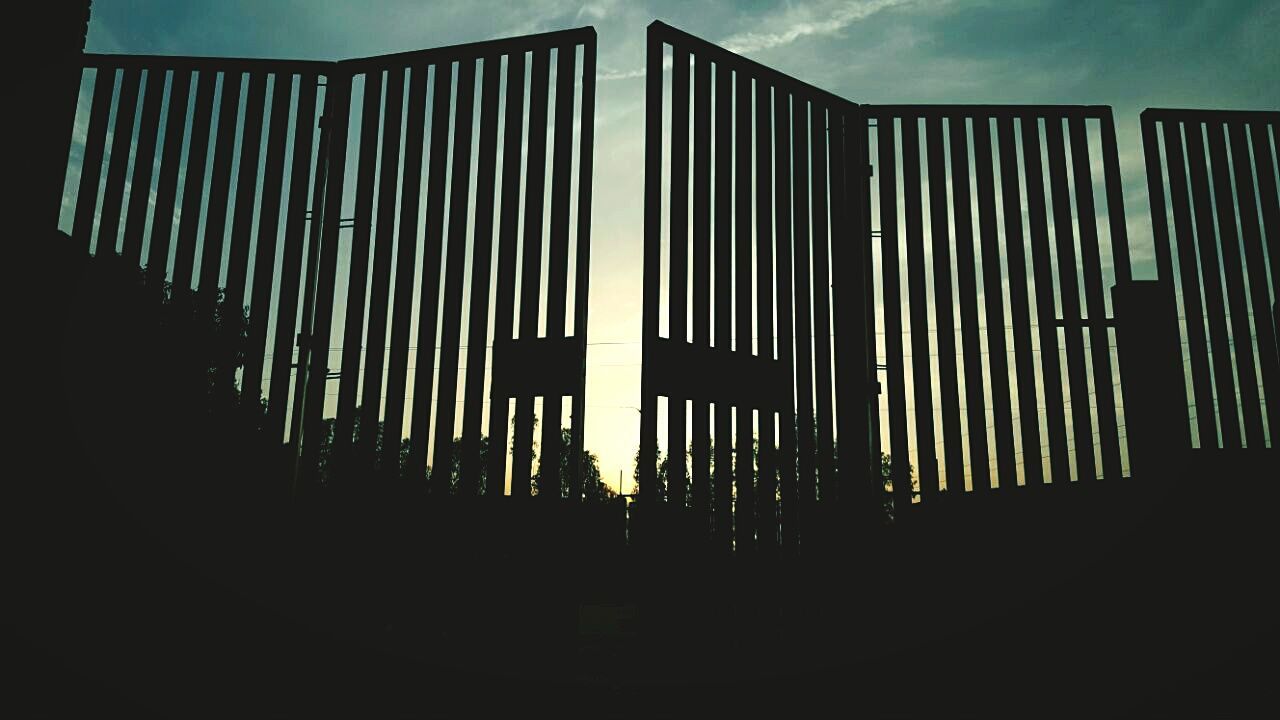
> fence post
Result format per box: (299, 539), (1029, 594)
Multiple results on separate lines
(1113, 280), (1191, 480)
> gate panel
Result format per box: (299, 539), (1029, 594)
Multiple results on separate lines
(1141, 109), (1279, 450)
(60, 55), (331, 447)
(867, 107), (1132, 500)
(639, 22), (873, 554)
(295, 28), (597, 496)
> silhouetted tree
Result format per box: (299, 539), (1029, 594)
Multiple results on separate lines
(632, 441), (676, 501)
(534, 425), (614, 501)
(312, 411), (610, 498)
(630, 428), (917, 524)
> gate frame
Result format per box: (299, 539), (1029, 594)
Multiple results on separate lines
(637, 21), (877, 555)
(292, 27), (598, 498)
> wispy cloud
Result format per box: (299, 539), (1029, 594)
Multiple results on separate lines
(598, 65), (647, 81)
(720, 0), (915, 54)
(576, 0), (620, 22)
(598, 0), (918, 81)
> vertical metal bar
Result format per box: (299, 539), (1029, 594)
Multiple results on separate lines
(1251, 121), (1280, 293)
(791, 94), (816, 543)
(535, 45), (576, 500)
(121, 68), (164, 267)
(288, 79), (334, 455)
(754, 80), (778, 551)
(332, 70), (383, 481)
(198, 72), (243, 295)
(1021, 115), (1070, 484)
(831, 107), (874, 526)
(147, 70), (192, 284)
(809, 103), (836, 507)
(297, 72), (352, 485)
(1044, 118), (1095, 483)
(949, 116), (991, 492)
(224, 72), (268, 312)
(713, 59), (734, 549)
(384, 65), (429, 480)
(72, 67), (116, 250)
(733, 67), (755, 550)
(829, 109), (852, 508)
(406, 62), (455, 486)
(172, 71), (217, 293)
(1141, 114), (1175, 282)
(997, 116), (1043, 487)
(668, 45), (690, 510)
(1185, 120), (1241, 448)
(266, 73), (318, 444)
(1229, 122), (1280, 446)
(242, 72), (295, 416)
(356, 66), (405, 475)
(876, 114), (912, 510)
(973, 117), (1016, 489)
(1207, 121), (1265, 446)
(487, 51), (527, 496)
(460, 57), (501, 496)
(1163, 120), (1218, 448)
(925, 115), (964, 493)
(511, 48), (551, 496)
(569, 37), (597, 503)
(432, 58), (478, 496)
(50, 40), (88, 230)
(1067, 116), (1121, 479)
(902, 117), (938, 498)
(97, 67), (141, 258)
(691, 51), (712, 534)
(774, 88), (798, 553)
(862, 116), (880, 520)
(639, 31), (662, 503)
(1100, 110), (1133, 284)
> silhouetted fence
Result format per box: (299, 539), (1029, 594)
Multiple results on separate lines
(55, 19), (1275, 557)
(58, 28), (598, 499)
(1140, 108), (1278, 451)
(866, 106), (1134, 506)
(637, 24), (1142, 555)
(637, 21), (876, 555)
(297, 28), (597, 497)
(62, 53), (330, 446)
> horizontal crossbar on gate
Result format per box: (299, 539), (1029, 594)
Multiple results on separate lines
(81, 52), (333, 73)
(1143, 107), (1278, 122)
(336, 26), (596, 72)
(869, 104), (1113, 119)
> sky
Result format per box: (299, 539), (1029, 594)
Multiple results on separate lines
(75, 0), (1279, 492)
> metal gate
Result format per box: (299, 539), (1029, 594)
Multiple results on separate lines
(637, 22), (875, 555)
(57, 28), (597, 498)
(637, 23), (1137, 554)
(1140, 108), (1278, 451)
(61, 52), (331, 446)
(867, 105), (1134, 506)
(296, 28), (597, 498)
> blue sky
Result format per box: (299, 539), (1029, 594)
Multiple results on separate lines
(78, 1), (1278, 490)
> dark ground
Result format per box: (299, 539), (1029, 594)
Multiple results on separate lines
(9, 234), (1278, 717)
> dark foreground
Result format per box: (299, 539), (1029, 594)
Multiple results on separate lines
(11, 239), (1278, 716)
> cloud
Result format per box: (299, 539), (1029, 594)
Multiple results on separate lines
(577, 0), (620, 22)
(598, 0), (919, 81)
(720, 0), (916, 54)
(597, 66), (646, 81)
